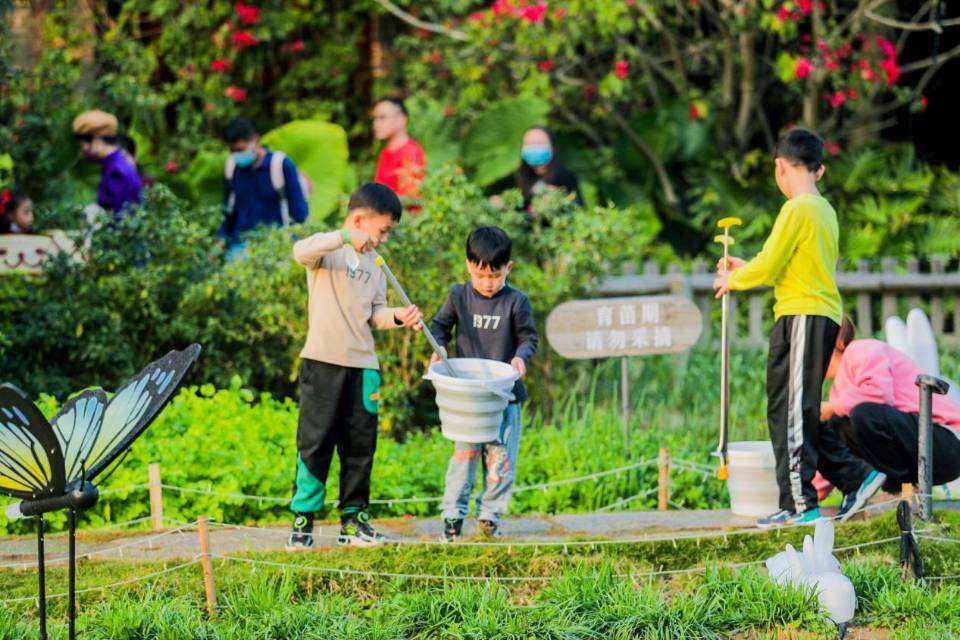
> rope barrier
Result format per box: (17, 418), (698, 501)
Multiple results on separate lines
(916, 533), (960, 544)
(73, 457), (670, 510)
(210, 535), (901, 584)
(0, 556), (201, 604)
(596, 488), (658, 512)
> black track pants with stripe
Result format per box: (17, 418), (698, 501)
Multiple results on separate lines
(767, 315), (839, 513)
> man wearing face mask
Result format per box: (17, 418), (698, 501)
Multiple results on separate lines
(219, 117), (309, 259)
(72, 110), (143, 217)
(514, 126), (583, 213)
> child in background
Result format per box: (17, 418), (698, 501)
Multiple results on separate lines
(287, 183), (421, 549)
(0, 190), (34, 234)
(430, 226), (539, 541)
(713, 127), (842, 528)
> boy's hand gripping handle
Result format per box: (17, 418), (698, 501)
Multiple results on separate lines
(714, 216), (742, 480)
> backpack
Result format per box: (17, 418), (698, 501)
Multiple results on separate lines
(224, 151), (312, 227)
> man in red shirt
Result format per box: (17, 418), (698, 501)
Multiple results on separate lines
(373, 98), (426, 200)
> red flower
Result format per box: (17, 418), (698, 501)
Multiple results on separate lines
(429, 50), (443, 65)
(626, 0), (636, 6)
(553, 7), (567, 18)
(467, 10), (486, 23)
(231, 30), (258, 50)
(282, 40), (305, 53)
(857, 59), (876, 82)
(583, 84), (597, 101)
(614, 59), (629, 79)
(797, 0), (812, 14)
(443, 105), (455, 117)
(824, 140), (840, 156)
(816, 39), (828, 52)
(520, 1), (548, 23)
(689, 103), (702, 121)
(795, 57), (813, 80)
(824, 57), (840, 73)
(165, 160), (179, 173)
(235, 3), (261, 25)
(225, 85), (247, 101)
(880, 57), (900, 85)
(491, 0), (519, 18)
(538, 59), (554, 72)
(777, 5), (790, 21)
(876, 36), (896, 58)
(828, 90), (845, 108)
(920, 95), (929, 110)
(844, 87), (858, 99)
(210, 58), (233, 73)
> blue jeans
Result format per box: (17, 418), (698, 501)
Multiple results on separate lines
(440, 403), (522, 525)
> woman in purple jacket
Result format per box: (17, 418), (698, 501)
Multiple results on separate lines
(72, 110), (142, 217)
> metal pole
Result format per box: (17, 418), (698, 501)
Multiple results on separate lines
(916, 374), (949, 521)
(621, 357), (631, 458)
(69, 509), (76, 640)
(37, 513), (47, 640)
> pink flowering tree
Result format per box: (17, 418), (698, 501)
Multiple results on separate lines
(388, 0), (959, 214)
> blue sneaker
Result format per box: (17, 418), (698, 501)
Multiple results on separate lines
(756, 507), (822, 529)
(837, 470), (887, 522)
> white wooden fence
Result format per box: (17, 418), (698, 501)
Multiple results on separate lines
(599, 256), (960, 348)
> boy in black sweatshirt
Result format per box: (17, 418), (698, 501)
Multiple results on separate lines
(430, 226), (539, 541)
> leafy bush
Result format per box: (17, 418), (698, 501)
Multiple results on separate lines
(0, 167), (657, 420)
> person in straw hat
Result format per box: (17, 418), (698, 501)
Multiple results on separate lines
(72, 110), (142, 216)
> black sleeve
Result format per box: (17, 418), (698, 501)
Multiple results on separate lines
(556, 168), (584, 207)
(429, 285), (460, 347)
(512, 293), (539, 362)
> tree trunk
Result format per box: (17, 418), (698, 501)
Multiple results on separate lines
(735, 32), (756, 148)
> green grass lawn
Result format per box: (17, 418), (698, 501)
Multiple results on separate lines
(2, 512), (959, 638)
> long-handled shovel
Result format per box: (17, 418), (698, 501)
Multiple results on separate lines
(371, 253), (459, 378)
(715, 216), (742, 480)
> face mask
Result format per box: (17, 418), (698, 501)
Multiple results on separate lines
(521, 145), (552, 168)
(231, 143), (257, 168)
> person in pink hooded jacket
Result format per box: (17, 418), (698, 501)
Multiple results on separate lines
(817, 317), (960, 520)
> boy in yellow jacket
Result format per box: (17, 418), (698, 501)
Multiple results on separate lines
(713, 128), (841, 528)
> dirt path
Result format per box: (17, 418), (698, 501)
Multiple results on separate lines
(0, 500), (907, 566)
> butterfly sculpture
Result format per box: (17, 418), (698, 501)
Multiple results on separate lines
(0, 344), (201, 640)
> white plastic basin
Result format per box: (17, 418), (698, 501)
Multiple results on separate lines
(425, 358), (519, 443)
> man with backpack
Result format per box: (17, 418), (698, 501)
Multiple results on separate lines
(219, 117), (310, 259)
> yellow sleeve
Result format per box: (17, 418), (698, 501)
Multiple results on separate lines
(728, 202), (806, 291)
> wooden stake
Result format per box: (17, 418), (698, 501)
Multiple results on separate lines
(148, 463), (163, 531)
(197, 516), (217, 616)
(658, 448), (670, 511)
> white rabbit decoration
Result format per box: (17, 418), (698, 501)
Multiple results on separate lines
(766, 519), (856, 637)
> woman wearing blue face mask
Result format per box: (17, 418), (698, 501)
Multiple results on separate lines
(514, 126), (583, 214)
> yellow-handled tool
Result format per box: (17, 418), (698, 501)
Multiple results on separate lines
(715, 216), (742, 481)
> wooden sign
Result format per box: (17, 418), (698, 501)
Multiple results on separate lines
(546, 295), (703, 359)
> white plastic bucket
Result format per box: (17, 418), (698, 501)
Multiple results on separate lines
(425, 358), (520, 443)
(727, 440), (780, 517)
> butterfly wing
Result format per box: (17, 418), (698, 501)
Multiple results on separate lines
(0, 384), (65, 499)
(50, 389), (109, 484)
(81, 344), (201, 483)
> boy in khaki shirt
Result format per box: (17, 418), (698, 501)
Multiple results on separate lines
(287, 183), (421, 549)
